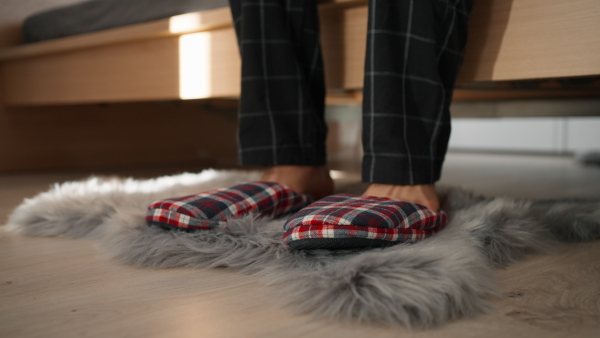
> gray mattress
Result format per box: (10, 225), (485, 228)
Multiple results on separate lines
(23, 0), (230, 43)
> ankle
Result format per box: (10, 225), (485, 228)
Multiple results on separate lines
(261, 165), (334, 200)
(263, 165), (326, 176)
(363, 183), (440, 211)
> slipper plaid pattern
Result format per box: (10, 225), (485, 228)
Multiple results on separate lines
(282, 194), (448, 250)
(146, 182), (313, 231)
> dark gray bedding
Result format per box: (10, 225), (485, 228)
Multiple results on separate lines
(23, 0), (230, 43)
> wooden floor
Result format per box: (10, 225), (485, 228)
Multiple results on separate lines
(1, 153), (599, 338)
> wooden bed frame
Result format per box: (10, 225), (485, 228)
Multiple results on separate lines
(1, 0), (599, 106)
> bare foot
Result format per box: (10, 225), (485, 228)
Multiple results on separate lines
(261, 165), (334, 200)
(362, 183), (440, 211)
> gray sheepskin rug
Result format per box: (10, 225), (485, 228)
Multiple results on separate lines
(6, 170), (600, 328)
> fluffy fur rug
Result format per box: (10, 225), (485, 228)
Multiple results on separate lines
(6, 170), (600, 328)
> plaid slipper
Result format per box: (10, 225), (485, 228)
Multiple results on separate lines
(282, 194), (448, 250)
(146, 182), (313, 231)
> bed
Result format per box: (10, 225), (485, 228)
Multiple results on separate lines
(1, 0), (599, 107)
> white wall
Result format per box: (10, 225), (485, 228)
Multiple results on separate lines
(325, 101), (600, 156)
(449, 117), (600, 154)
(448, 99), (600, 154)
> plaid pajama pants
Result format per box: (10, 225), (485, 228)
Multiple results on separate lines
(229, 0), (473, 185)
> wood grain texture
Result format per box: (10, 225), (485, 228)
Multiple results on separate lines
(0, 100), (239, 172)
(2, 233), (593, 338)
(459, 0), (600, 82)
(326, 90), (600, 106)
(319, 4), (368, 90)
(0, 6), (233, 62)
(452, 90), (600, 102)
(1, 153), (599, 338)
(2, 37), (181, 104)
(1, 0), (599, 105)
(495, 244), (600, 333)
(0, 0), (362, 61)
(1, 28), (241, 105)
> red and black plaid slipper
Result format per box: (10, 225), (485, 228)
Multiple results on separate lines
(282, 194), (448, 250)
(146, 182), (313, 231)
